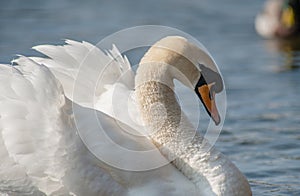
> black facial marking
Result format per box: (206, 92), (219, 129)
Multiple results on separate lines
(195, 74), (207, 89)
(194, 75), (211, 117)
(198, 64), (223, 93)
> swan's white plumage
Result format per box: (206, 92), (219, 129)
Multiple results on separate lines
(0, 118), (44, 195)
(0, 58), (126, 195)
(0, 43), (199, 196)
(0, 37), (251, 195)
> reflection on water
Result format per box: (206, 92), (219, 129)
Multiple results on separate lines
(265, 36), (300, 71)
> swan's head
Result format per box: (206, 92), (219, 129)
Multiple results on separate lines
(138, 36), (223, 125)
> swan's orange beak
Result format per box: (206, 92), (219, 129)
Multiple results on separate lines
(196, 84), (220, 125)
(195, 75), (221, 125)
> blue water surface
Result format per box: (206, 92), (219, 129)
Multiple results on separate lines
(0, 0), (300, 195)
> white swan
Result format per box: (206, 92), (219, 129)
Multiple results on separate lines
(255, 0), (300, 38)
(0, 36), (252, 195)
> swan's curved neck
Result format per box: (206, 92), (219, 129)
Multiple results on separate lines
(136, 75), (213, 194)
(135, 63), (251, 196)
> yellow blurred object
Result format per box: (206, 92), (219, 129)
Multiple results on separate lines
(281, 5), (295, 28)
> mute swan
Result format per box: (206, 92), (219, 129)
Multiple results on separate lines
(255, 0), (300, 38)
(0, 36), (252, 195)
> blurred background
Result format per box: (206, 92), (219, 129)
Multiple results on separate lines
(0, 0), (299, 195)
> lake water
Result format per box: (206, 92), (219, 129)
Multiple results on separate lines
(1, 0), (300, 195)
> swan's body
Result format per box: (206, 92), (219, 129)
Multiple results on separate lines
(0, 36), (251, 195)
(255, 0), (300, 38)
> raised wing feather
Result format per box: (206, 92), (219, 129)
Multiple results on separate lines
(31, 40), (134, 109)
